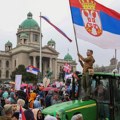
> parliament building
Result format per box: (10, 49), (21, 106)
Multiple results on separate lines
(0, 12), (77, 81)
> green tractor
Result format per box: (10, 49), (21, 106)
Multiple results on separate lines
(42, 72), (120, 120)
(42, 99), (97, 120)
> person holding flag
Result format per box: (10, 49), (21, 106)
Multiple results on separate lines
(78, 49), (95, 99)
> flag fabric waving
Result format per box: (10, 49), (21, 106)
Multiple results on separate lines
(26, 65), (39, 75)
(63, 63), (72, 73)
(69, 0), (120, 49)
(65, 73), (73, 79)
(41, 16), (72, 42)
(19, 106), (26, 120)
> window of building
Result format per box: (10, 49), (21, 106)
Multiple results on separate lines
(33, 34), (38, 42)
(8, 46), (11, 50)
(6, 70), (9, 78)
(24, 39), (27, 44)
(6, 61), (9, 68)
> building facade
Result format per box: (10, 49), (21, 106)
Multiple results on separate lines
(0, 12), (77, 81)
(94, 57), (120, 73)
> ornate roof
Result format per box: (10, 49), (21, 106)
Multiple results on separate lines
(64, 53), (73, 61)
(47, 39), (56, 45)
(19, 12), (39, 29)
(5, 41), (12, 46)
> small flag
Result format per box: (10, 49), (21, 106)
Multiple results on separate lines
(69, 0), (120, 49)
(19, 106), (26, 120)
(41, 16), (72, 42)
(63, 63), (72, 73)
(26, 65), (39, 75)
(65, 73), (73, 79)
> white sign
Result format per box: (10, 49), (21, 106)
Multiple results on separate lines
(15, 75), (22, 90)
(43, 77), (50, 88)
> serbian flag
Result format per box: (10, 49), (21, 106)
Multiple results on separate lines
(26, 65), (39, 75)
(69, 0), (120, 49)
(19, 106), (26, 120)
(63, 63), (72, 73)
(41, 16), (72, 42)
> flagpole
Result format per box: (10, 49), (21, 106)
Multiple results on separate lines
(73, 24), (79, 54)
(39, 12), (42, 73)
(68, 1), (79, 54)
(115, 49), (118, 69)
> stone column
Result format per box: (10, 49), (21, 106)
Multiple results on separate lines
(33, 56), (36, 67)
(49, 58), (52, 72)
(2, 59), (6, 79)
(54, 59), (57, 79)
(44, 60), (48, 76)
(29, 57), (31, 65)
(30, 32), (33, 43)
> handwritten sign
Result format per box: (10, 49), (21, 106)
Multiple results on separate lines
(15, 75), (22, 90)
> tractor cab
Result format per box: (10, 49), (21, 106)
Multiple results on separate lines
(91, 72), (120, 120)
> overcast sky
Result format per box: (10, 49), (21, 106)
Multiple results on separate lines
(0, 0), (120, 71)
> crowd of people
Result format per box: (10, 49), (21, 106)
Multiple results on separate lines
(0, 49), (112, 120)
(0, 77), (84, 120)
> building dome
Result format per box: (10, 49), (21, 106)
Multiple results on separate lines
(47, 39), (56, 46)
(19, 12), (39, 29)
(64, 53), (73, 61)
(5, 41), (12, 46)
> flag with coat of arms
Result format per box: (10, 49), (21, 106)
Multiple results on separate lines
(69, 0), (120, 49)
(26, 65), (39, 75)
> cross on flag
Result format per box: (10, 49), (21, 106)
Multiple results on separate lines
(63, 63), (72, 73)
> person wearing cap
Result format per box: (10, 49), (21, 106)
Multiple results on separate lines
(78, 49), (95, 98)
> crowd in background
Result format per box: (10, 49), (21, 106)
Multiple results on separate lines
(0, 76), (83, 120)
(0, 74), (116, 120)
